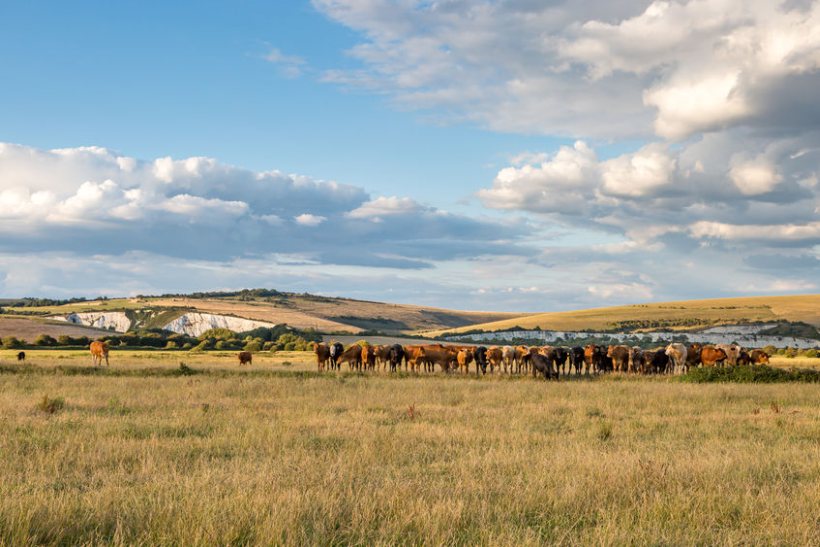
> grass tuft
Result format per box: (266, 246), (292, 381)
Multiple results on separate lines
(36, 395), (65, 414)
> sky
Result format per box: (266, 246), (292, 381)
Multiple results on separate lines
(0, 0), (818, 311)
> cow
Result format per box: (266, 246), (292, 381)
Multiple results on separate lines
(598, 346), (613, 373)
(474, 346), (489, 375)
(716, 344), (742, 366)
(607, 345), (631, 373)
(403, 345), (426, 373)
(361, 345), (376, 371)
(514, 345), (531, 374)
(700, 345), (728, 367)
(312, 342), (330, 371)
(749, 349), (770, 365)
(553, 346), (570, 376)
(629, 346), (647, 374)
(501, 346), (515, 374)
(419, 344), (459, 373)
(457, 348), (474, 374)
(486, 346), (504, 374)
(569, 346), (585, 376)
(665, 343), (688, 374)
(17, 351), (26, 362)
(737, 351), (751, 366)
(583, 345), (598, 375)
(530, 351), (554, 380)
(237, 351), (252, 366)
(646, 348), (669, 374)
(339, 344), (363, 371)
(90, 341), (110, 367)
(387, 344), (405, 372)
(686, 343), (702, 371)
(328, 342), (344, 370)
(374, 345), (391, 371)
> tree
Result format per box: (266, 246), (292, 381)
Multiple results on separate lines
(2, 336), (24, 349)
(34, 334), (58, 347)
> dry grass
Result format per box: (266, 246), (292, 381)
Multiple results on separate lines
(0, 317), (111, 341)
(425, 294), (820, 336)
(1, 351), (819, 545)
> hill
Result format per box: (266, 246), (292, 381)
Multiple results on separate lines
(422, 295), (820, 336)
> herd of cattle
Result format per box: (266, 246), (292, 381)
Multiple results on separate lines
(311, 341), (771, 378)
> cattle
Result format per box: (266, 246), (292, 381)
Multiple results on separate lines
(90, 341), (110, 367)
(312, 342), (330, 371)
(403, 345), (426, 373)
(457, 348), (474, 374)
(737, 351), (751, 366)
(237, 351), (252, 366)
(514, 345), (531, 373)
(486, 346), (504, 374)
(686, 343), (702, 371)
(569, 346), (585, 376)
(641, 348), (668, 374)
(716, 344), (742, 366)
(501, 346), (515, 373)
(529, 351), (554, 380)
(17, 351), (26, 362)
(387, 344), (405, 372)
(474, 346), (489, 375)
(749, 349), (770, 365)
(553, 346), (569, 376)
(665, 343), (688, 374)
(629, 346), (647, 374)
(374, 345), (391, 371)
(339, 344), (363, 371)
(361, 345), (376, 371)
(420, 344), (459, 373)
(583, 345), (598, 375)
(607, 345), (630, 373)
(598, 346), (613, 373)
(328, 342), (344, 370)
(700, 345), (728, 367)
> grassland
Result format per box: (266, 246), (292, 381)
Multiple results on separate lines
(0, 316), (111, 340)
(1, 350), (819, 545)
(425, 294), (820, 336)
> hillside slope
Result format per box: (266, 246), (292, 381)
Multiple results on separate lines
(422, 295), (820, 336)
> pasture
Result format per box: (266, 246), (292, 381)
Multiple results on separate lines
(1, 350), (819, 545)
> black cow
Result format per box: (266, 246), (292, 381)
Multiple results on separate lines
(474, 346), (488, 375)
(17, 351), (26, 362)
(387, 344), (405, 372)
(530, 352), (554, 380)
(569, 346), (584, 376)
(552, 346), (569, 376)
(650, 349), (669, 374)
(329, 342), (344, 371)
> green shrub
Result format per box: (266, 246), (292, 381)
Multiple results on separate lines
(244, 341), (262, 352)
(2, 336), (24, 349)
(680, 365), (820, 384)
(33, 334), (57, 347)
(802, 349), (818, 358)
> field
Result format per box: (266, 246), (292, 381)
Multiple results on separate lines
(425, 294), (820, 336)
(0, 316), (111, 340)
(1, 350), (819, 544)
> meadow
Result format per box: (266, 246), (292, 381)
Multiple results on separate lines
(1, 350), (819, 545)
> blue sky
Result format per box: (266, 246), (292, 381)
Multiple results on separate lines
(0, 1), (818, 310)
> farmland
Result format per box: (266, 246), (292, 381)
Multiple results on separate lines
(1, 350), (819, 544)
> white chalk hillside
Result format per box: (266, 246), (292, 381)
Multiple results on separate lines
(52, 312), (133, 333)
(162, 312), (276, 337)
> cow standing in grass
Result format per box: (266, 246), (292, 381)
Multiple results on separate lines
(90, 341), (109, 367)
(665, 343), (688, 374)
(237, 351), (252, 366)
(17, 351), (26, 362)
(700, 346), (728, 367)
(568, 347), (584, 376)
(387, 344), (405, 373)
(750, 349), (770, 365)
(339, 344), (363, 371)
(312, 343), (330, 371)
(456, 348), (473, 374)
(329, 342), (344, 371)
(607, 345), (631, 373)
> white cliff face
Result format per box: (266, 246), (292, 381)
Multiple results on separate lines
(49, 312), (133, 333)
(163, 312), (276, 337)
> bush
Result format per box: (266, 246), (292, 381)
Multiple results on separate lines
(198, 328), (237, 341)
(243, 341), (262, 352)
(803, 349), (818, 358)
(2, 336), (24, 349)
(680, 365), (820, 384)
(34, 334), (57, 347)
(165, 340), (178, 349)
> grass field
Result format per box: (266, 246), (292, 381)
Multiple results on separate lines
(425, 294), (820, 336)
(1, 350), (819, 544)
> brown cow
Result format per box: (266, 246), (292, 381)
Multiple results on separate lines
(486, 346), (504, 374)
(629, 346), (648, 374)
(686, 343), (702, 371)
(419, 344), (459, 373)
(374, 345), (391, 371)
(237, 351), (252, 366)
(700, 345), (728, 367)
(312, 342), (330, 371)
(456, 348), (473, 374)
(361, 345), (376, 370)
(607, 345), (630, 373)
(716, 343), (742, 366)
(90, 341), (110, 367)
(514, 345), (530, 373)
(583, 345), (599, 375)
(339, 344), (363, 371)
(403, 345), (426, 373)
(749, 349), (770, 365)
(501, 346), (515, 374)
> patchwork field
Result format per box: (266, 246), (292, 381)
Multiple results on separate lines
(1, 350), (819, 544)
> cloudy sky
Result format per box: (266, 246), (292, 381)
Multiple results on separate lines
(1, 0), (818, 311)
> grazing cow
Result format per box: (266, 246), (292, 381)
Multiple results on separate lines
(686, 343), (703, 371)
(650, 348), (669, 374)
(374, 345), (391, 371)
(553, 346), (570, 376)
(700, 345), (728, 367)
(419, 344), (459, 373)
(530, 352), (554, 380)
(716, 344), (742, 366)
(502, 346), (515, 373)
(237, 351), (252, 366)
(750, 349), (770, 365)
(665, 343), (688, 374)
(607, 345), (631, 373)
(474, 346), (489, 375)
(387, 344), (405, 372)
(339, 344), (364, 371)
(569, 346), (585, 376)
(90, 341), (110, 367)
(403, 345), (426, 373)
(329, 342), (344, 370)
(514, 345), (531, 373)
(456, 348), (473, 374)
(486, 346), (504, 374)
(17, 351), (26, 362)
(361, 345), (376, 371)
(312, 343), (330, 371)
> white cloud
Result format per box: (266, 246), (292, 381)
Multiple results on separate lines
(294, 213), (327, 226)
(689, 221), (820, 242)
(264, 47), (306, 78)
(729, 156), (783, 195)
(601, 144), (675, 197)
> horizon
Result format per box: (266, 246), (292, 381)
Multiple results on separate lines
(1, 1), (818, 312)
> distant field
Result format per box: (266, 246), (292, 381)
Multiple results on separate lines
(1, 349), (818, 544)
(0, 317), (111, 341)
(424, 294), (820, 336)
